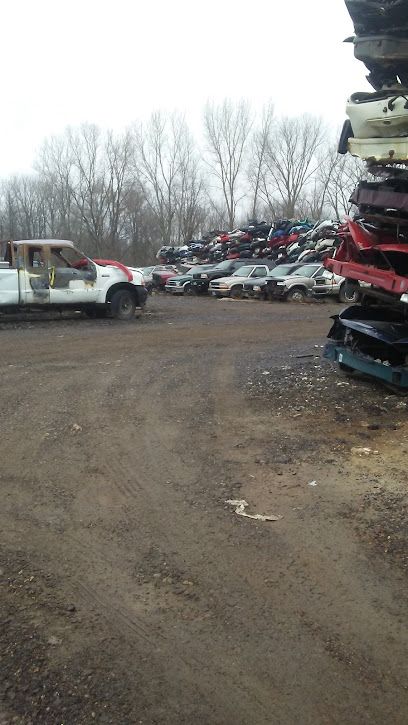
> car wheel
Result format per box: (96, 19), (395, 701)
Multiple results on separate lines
(339, 281), (360, 304)
(287, 287), (306, 302)
(184, 283), (192, 295)
(230, 285), (243, 299)
(110, 289), (136, 320)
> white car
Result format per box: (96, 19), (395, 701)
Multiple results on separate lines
(0, 239), (147, 320)
(209, 263), (274, 299)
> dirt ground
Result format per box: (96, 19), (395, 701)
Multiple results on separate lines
(1, 295), (408, 724)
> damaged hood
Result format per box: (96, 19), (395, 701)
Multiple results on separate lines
(337, 305), (408, 350)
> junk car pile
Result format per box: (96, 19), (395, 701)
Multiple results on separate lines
(153, 219), (354, 303)
(324, 0), (408, 389)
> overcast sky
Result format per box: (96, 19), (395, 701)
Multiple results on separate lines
(2, 0), (370, 174)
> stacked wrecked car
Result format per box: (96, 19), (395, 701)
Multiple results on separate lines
(324, 0), (408, 389)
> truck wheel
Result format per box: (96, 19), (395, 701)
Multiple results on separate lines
(339, 281), (360, 304)
(110, 290), (136, 320)
(287, 287), (306, 302)
(231, 285), (243, 299)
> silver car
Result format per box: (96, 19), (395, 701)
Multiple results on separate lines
(209, 263), (274, 299)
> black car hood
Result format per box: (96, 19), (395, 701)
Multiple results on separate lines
(345, 0), (408, 36)
(169, 274), (192, 282)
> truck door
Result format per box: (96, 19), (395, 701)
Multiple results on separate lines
(47, 245), (98, 305)
(19, 244), (50, 305)
(0, 241), (19, 306)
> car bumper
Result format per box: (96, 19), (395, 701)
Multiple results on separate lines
(269, 286), (286, 298)
(165, 285), (184, 294)
(210, 288), (231, 297)
(190, 280), (209, 293)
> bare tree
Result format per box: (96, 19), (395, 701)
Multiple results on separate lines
(134, 112), (205, 245)
(247, 102), (274, 220)
(323, 150), (367, 219)
(203, 99), (252, 229)
(261, 115), (326, 218)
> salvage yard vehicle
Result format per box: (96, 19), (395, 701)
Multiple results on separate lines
(265, 263), (347, 302)
(133, 265), (176, 292)
(0, 239), (147, 320)
(151, 266), (180, 290)
(165, 264), (217, 295)
(190, 259), (260, 295)
(242, 263), (304, 299)
(209, 263), (275, 299)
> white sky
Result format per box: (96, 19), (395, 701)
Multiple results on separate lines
(1, 0), (370, 174)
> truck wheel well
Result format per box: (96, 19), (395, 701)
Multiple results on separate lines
(106, 283), (139, 306)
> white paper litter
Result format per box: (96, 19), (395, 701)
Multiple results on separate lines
(226, 499), (282, 522)
(351, 447), (379, 456)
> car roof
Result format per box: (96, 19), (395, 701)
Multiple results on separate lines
(13, 239), (75, 247)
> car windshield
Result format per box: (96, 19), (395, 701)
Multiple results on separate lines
(214, 261), (232, 271)
(268, 265), (294, 277)
(232, 266), (252, 277)
(293, 265), (320, 278)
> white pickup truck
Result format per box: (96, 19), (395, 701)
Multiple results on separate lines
(0, 239), (147, 320)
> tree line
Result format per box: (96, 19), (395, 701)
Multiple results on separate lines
(0, 101), (364, 264)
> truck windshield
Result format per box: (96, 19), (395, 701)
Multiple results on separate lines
(293, 265), (320, 278)
(232, 266), (252, 276)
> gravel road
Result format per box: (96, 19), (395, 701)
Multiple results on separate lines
(1, 295), (407, 724)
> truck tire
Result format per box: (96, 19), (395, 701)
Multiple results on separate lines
(287, 287), (306, 302)
(110, 289), (136, 320)
(339, 281), (360, 304)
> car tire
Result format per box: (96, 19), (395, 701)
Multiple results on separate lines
(184, 283), (192, 295)
(287, 287), (306, 302)
(339, 281), (360, 304)
(110, 289), (136, 320)
(230, 285), (243, 299)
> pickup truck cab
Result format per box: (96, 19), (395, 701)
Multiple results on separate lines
(0, 239), (147, 320)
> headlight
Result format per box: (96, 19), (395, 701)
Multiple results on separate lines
(401, 293), (408, 304)
(253, 285), (261, 291)
(218, 283), (229, 288)
(201, 274), (208, 279)
(276, 281), (286, 286)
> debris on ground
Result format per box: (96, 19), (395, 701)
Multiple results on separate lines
(226, 499), (282, 522)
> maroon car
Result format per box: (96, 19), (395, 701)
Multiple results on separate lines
(152, 266), (179, 290)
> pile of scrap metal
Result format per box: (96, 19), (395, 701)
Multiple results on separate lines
(155, 219), (348, 274)
(324, 0), (408, 389)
